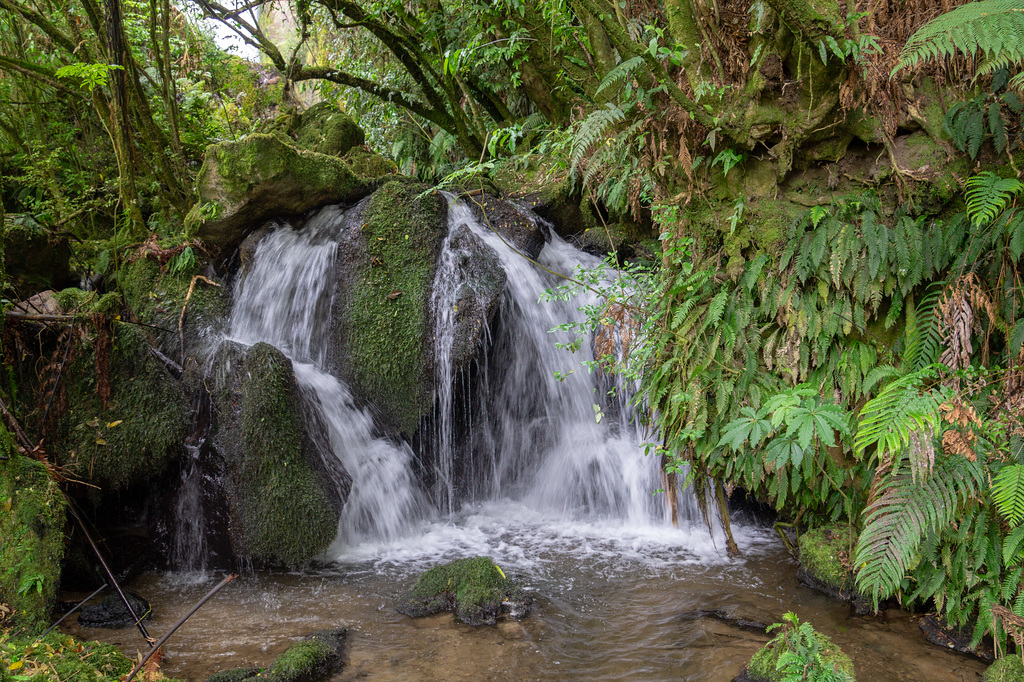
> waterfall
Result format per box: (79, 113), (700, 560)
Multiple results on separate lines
(227, 205), (431, 545)
(431, 199), (696, 525)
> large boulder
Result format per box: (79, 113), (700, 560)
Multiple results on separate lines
(212, 342), (341, 566)
(293, 102), (364, 157)
(2, 216), (75, 296)
(185, 134), (374, 250)
(468, 192), (546, 259)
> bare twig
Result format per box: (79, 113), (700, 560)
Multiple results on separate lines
(122, 574), (237, 682)
(39, 583), (108, 639)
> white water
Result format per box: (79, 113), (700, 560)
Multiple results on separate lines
(226, 205), (432, 546)
(216, 197), (714, 562)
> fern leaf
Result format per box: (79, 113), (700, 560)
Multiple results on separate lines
(595, 56), (644, 97)
(965, 171), (1024, 226)
(895, 1), (1024, 75)
(993, 464), (1024, 527)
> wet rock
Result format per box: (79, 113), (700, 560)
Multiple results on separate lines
(676, 609), (768, 633)
(919, 614), (995, 662)
(468, 193), (546, 259)
(259, 628), (347, 682)
(77, 591), (151, 629)
(211, 342), (343, 567)
(739, 617), (855, 681)
(397, 556), (532, 626)
(12, 289), (63, 316)
(2, 217), (75, 296)
(206, 669), (260, 682)
(981, 654), (1024, 681)
(797, 524), (871, 614)
(445, 225), (506, 370)
(185, 134), (374, 251)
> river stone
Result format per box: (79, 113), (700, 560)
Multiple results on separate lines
(77, 591), (151, 629)
(919, 614), (995, 662)
(397, 556), (532, 626)
(186, 134), (373, 251)
(445, 224), (506, 370)
(796, 524), (870, 614)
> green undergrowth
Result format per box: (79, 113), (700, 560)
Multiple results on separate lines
(982, 655), (1024, 682)
(230, 342), (336, 565)
(0, 629), (182, 682)
(0, 437), (66, 629)
(747, 613), (854, 681)
(343, 181), (447, 435)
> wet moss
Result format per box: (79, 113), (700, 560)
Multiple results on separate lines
(118, 257), (227, 339)
(294, 102), (365, 157)
(228, 342), (336, 566)
(982, 655), (1024, 682)
(0, 436), (67, 629)
(747, 626), (854, 681)
(397, 556), (530, 626)
(798, 524), (857, 590)
(53, 324), (189, 490)
(206, 669), (260, 682)
(267, 639), (332, 681)
(343, 181), (447, 435)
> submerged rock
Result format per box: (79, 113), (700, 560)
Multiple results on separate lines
(205, 628), (346, 682)
(77, 591), (151, 629)
(919, 614), (995, 662)
(396, 556), (532, 626)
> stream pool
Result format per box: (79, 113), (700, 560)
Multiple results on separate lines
(61, 502), (987, 681)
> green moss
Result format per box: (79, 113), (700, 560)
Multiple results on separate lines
(231, 342), (336, 565)
(983, 655), (1024, 682)
(798, 523), (857, 590)
(0, 630), (175, 681)
(268, 639), (332, 681)
(342, 146), (398, 179)
(294, 102), (365, 157)
(118, 257), (227, 336)
(398, 556), (528, 625)
(748, 627), (854, 681)
(53, 323), (189, 490)
(206, 669), (260, 682)
(0, 439), (66, 629)
(343, 181), (447, 435)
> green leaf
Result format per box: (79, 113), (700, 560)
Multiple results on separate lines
(993, 464), (1024, 527)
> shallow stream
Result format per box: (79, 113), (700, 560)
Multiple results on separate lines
(62, 504), (986, 681)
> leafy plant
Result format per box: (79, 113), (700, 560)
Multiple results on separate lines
(757, 612), (855, 682)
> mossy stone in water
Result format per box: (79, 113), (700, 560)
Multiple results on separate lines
(397, 556), (531, 626)
(746, 625), (854, 681)
(983, 655), (1024, 682)
(206, 669), (259, 682)
(797, 524), (867, 610)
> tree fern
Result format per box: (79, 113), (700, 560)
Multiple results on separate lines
(855, 453), (985, 605)
(894, 0), (1024, 76)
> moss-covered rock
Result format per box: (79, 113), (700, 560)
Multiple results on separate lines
(52, 323), (189, 491)
(796, 524), (868, 611)
(213, 342), (338, 566)
(205, 628), (346, 682)
(294, 102), (364, 157)
(335, 181), (448, 436)
(0, 438), (67, 629)
(341, 145), (398, 179)
(743, 615), (854, 682)
(186, 134), (374, 250)
(396, 556), (531, 626)
(982, 655), (1024, 682)
(206, 668), (260, 682)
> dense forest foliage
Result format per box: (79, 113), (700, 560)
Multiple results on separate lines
(3, 0), (1024, 657)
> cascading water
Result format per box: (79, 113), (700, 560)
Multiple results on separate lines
(226, 205), (431, 546)
(429, 199), (699, 526)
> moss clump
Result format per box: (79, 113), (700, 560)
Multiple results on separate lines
(0, 436), (67, 629)
(798, 524), (857, 591)
(294, 102), (365, 157)
(225, 342), (337, 566)
(342, 181), (447, 435)
(397, 556), (531, 626)
(341, 146), (398, 179)
(747, 615), (854, 682)
(268, 639), (332, 682)
(983, 655), (1024, 682)
(0, 630), (179, 681)
(118, 256), (227, 337)
(206, 669), (260, 682)
(53, 323), (189, 490)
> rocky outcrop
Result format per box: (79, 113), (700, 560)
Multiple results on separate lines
(212, 342), (342, 566)
(293, 102), (364, 157)
(397, 556), (531, 626)
(2, 217), (75, 296)
(185, 134), (374, 251)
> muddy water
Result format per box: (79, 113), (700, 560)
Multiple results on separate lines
(62, 506), (986, 681)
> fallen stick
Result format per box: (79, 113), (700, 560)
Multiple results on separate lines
(66, 503), (154, 645)
(39, 583), (108, 639)
(122, 573), (237, 682)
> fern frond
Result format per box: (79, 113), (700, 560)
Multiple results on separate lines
(854, 366), (943, 471)
(993, 464), (1024, 527)
(895, 1), (1024, 75)
(595, 56), (644, 97)
(570, 103), (626, 174)
(966, 171), (1024, 226)
(855, 453), (985, 604)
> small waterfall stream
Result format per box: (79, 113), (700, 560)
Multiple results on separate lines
(226, 205), (431, 546)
